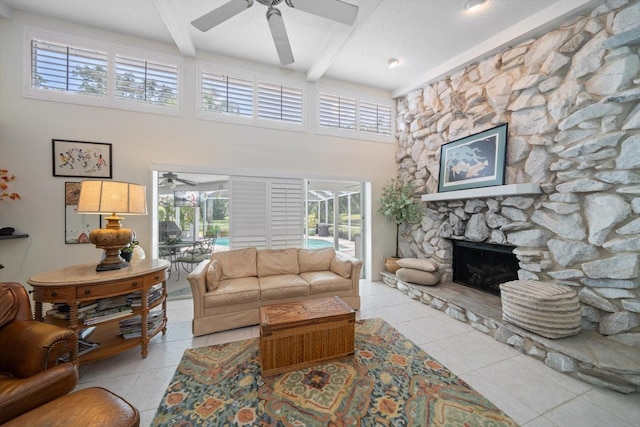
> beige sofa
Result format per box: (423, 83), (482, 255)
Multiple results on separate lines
(186, 246), (362, 336)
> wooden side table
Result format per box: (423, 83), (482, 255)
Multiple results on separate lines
(259, 296), (355, 376)
(28, 258), (169, 364)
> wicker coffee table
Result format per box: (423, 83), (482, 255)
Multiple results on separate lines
(259, 296), (355, 376)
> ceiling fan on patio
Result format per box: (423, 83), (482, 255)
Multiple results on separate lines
(191, 0), (359, 66)
(159, 172), (196, 189)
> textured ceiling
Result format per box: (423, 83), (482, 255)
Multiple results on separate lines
(1, 0), (600, 96)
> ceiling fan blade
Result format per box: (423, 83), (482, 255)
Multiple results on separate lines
(176, 178), (197, 186)
(267, 7), (294, 66)
(191, 0), (254, 32)
(285, 0), (358, 25)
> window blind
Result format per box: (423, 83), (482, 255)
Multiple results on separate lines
(269, 179), (304, 249)
(318, 93), (356, 130)
(258, 83), (302, 123)
(229, 176), (303, 250)
(31, 39), (107, 96)
(115, 56), (178, 107)
(201, 72), (253, 116)
(229, 177), (268, 250)
(359, 101), (392, 136)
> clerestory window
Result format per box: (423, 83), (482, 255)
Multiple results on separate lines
(26, 28), (182, 116)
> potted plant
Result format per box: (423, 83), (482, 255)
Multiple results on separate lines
(377, 176), (422, 273)
(120, 240), (139, 262)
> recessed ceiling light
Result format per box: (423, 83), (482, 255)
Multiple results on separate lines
(464, 0), (486, 12)
(386, 58), (400, 68)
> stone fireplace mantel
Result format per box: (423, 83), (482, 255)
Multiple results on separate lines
(421, 183), (542, 202)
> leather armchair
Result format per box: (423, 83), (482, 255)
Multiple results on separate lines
(0, 282), (78, 424)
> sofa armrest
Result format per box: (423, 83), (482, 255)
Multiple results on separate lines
(335, 253), (362, 276)
(333, 253), (362, 294)
(186, 260), (211, 318)
(0, 362), (78, 424)
(0, 321), (75, 378)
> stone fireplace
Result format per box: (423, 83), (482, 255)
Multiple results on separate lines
(387, 0), (640, 392)
(394, 0), (640, 349)
(451, 240), (519, 296)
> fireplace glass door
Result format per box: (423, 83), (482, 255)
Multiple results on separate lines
(452, 240), (519, 296)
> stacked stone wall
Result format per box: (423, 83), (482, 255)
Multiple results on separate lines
(395, 0), (640, 347)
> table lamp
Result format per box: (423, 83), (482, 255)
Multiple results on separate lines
(77, 180), (147, 271)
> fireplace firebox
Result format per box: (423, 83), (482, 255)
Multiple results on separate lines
(451, 240), (519, 296)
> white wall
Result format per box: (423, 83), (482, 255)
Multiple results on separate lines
(0, 11), (398, 285)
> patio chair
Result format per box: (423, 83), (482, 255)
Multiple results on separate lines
(177, 237), (216, 273)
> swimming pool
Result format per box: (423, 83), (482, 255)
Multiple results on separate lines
(213, 237), (340, 250)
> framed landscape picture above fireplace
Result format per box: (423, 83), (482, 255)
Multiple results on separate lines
(438, 123), (508, 193)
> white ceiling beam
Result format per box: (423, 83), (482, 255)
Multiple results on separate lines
(153, 0), (197, 58)
(0, 1), (12, 19)
(306, 0), (383, 83)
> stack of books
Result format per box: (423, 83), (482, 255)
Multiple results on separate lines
(46, 289), (162, 327)
(58, 338), (99, 362)
(118, 311), (164, 339)
(127, 285), (163, 308)
(47, 302), (98, 320)
(83, 305), (133, 325)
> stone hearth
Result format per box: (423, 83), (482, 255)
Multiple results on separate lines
(381, 272), (640, 393)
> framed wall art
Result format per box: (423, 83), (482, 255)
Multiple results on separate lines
(438, 123), (508, 193)
(65, 182), (100, 244)
(52, 139), (112, 178)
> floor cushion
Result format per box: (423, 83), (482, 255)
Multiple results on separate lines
(396, 268), (441, 286)
(499, 280), (581, 339)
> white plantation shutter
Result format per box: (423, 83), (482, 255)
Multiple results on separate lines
(359, 101), (392, 136)
(318, 93), (356, 130)
(258, 82), (303, 123)
(115, 55), (178, 107)
(229, 177), (268, 250)
(229, 177), (303, 249)
(31, 39), (107, 96)
(269, 179), (304, 249)
(201, 72), (253, 116)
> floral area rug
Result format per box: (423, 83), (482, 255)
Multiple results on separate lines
(152, 318), (517, 426)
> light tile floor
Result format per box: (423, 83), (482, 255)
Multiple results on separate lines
(74, 280), (640, 426)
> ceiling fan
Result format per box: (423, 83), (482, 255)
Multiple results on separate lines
(159, 172), (197, 189)
(191, 0), (359, 66)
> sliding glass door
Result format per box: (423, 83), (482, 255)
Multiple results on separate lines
(154, 172), (366, 276)
(305, 180), (364, 264)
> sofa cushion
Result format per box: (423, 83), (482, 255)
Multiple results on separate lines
(396, 258), (438, 272)
(396, 268), (441, 286)
(204, 277), (260, 308)
(259, 275), (310, 300)
(212, 247), (258, 280)
(330, 256), (351, 279)
(300, 271), (352, 294)
(257, 248), (299, 277)
(205, 259), (222, 292)
(298, 247), (335, 272)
